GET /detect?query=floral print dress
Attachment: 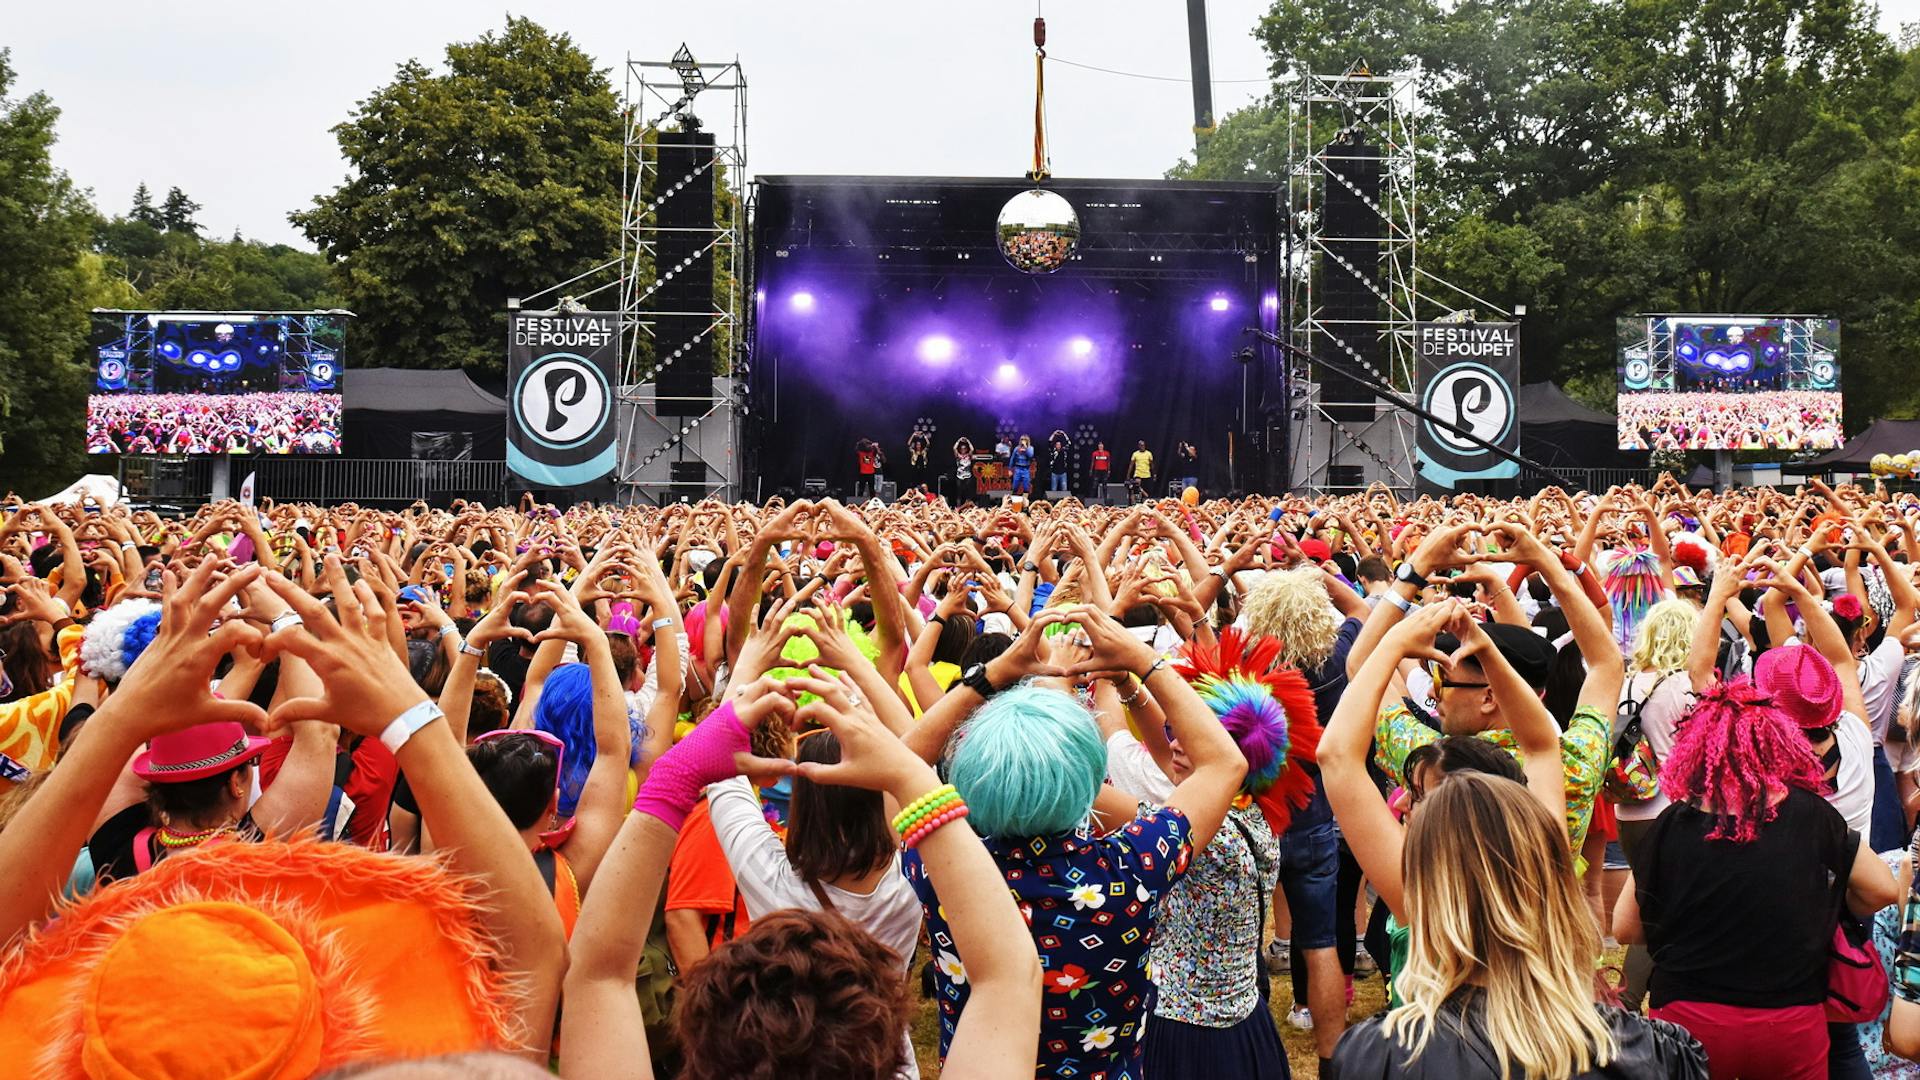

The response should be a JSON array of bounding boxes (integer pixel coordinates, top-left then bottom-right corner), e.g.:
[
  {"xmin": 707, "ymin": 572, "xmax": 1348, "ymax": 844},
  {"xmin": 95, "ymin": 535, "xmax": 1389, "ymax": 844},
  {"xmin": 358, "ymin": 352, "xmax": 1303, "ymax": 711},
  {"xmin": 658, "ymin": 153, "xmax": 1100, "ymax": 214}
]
[{"xmin": 903, "ymin": 806, "xmax": 1194, "ymax": 1080}]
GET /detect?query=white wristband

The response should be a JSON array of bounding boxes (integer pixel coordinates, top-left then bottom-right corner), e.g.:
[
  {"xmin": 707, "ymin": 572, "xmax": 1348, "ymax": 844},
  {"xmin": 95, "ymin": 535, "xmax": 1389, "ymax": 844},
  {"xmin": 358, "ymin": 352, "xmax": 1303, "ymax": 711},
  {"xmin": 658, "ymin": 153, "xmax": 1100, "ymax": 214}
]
[
  {"xmin": 379, "ymin": 700, "xmax": 445, "ymax": 755},
  {"xmin": 1387, "ymin": 591, "xmax": 1415, "ymax": 614},
  {"xmin": 651, "ymin": 616, "xmax": 674, "ymax": 631}
]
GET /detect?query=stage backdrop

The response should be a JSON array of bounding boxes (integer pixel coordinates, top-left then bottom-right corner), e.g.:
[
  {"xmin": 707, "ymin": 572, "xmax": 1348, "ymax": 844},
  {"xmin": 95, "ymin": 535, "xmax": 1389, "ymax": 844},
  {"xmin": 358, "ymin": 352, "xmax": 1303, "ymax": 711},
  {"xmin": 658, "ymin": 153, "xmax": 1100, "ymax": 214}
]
[
  {"xmin": 507, "ymin": 311, "xmax": 620, "ymax": 489},
  {"xmin": 1415, "ymin": 321, "xmax": 1520, "ymax": 488},
  {"xmin": 747, "ymin": 176, "xmax": 1286, "ymax": 497}
]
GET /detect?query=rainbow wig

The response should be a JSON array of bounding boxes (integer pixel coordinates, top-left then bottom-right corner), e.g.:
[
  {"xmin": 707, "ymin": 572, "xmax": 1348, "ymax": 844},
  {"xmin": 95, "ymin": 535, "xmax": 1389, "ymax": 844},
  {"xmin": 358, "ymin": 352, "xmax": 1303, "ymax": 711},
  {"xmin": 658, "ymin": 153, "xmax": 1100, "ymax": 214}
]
[
  {"xmin": 947, "ymin": 683, "xmax": 1106, "ymax": 838},
  {"xmin": 1176, "ymin": 628, "xmax": 1322, "ymax": 834},
  {"xmin": 533, "ymin": 663, "xmax": 645, "ymax": 818},
  {"xmin": 80, "ymin": 599, "xmax": 162, "ymax": 683},
  {"xmin": 1603, "ymin": 548, "xmax": 1666, "ymax": 654},
  {"xmin": 1659, "ymin": 676, "xmax": 1825, "ymax": 843}
]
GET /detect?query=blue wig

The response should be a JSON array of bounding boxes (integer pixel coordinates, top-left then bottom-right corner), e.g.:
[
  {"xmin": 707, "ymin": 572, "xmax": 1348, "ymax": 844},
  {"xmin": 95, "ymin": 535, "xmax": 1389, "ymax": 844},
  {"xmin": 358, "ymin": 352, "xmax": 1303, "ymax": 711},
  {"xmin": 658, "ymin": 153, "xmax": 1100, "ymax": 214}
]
[
  {"xmin": 533, "ymin": 663, "xmax": 643, "ymax": 818},
  {"xmin": 947, "ymin": 683, "xmax": 1105, "ymax": 838}
]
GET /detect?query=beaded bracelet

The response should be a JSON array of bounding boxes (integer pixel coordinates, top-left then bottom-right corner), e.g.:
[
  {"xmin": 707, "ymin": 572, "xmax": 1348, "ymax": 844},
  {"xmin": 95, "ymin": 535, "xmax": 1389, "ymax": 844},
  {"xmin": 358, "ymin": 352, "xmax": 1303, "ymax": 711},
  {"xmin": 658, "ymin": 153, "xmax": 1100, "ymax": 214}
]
[
  {"xmin": 891, "ymin": 783, "xmax": 960, "ymax": 837},
  {"xmin": 902, "ymin": 798, "xmax": 970, "ymax": 849}
]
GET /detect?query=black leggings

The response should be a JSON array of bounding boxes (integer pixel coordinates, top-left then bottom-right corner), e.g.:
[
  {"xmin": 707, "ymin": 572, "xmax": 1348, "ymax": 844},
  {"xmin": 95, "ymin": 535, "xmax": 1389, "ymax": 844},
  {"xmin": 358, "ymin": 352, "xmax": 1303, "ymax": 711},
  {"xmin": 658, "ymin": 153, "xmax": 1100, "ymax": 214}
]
[{"xmin": 1291, "ymin": 838, "xmax": 1362, "ymax": 1003}]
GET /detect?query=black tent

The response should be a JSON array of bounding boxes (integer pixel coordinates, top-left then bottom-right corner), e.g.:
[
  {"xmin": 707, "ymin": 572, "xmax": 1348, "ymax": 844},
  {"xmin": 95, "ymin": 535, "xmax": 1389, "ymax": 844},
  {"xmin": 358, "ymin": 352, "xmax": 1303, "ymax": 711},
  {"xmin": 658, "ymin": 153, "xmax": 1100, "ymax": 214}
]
[
  {"xmin": 1517, "ymin": 383, "xmax": 1639, "ymax": 470},
  {"xmin": 343, "ymin": 368, "xmax": 507, "ymax": 460},
  {"xmin": 1786, "ymin": 418, "xmax": 1920, "ymax": 472}
]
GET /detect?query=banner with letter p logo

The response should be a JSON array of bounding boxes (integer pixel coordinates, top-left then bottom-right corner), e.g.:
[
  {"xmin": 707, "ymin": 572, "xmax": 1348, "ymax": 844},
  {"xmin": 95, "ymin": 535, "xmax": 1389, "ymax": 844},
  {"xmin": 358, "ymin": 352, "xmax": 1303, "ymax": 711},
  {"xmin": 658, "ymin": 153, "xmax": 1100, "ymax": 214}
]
[
  {"xmin": 1414, "ymin": 321, "xmax": 1520, "ymax": 488},
  {"xmin": 507, "ymin": 311, "xmax": 620, "ymax": 489}
]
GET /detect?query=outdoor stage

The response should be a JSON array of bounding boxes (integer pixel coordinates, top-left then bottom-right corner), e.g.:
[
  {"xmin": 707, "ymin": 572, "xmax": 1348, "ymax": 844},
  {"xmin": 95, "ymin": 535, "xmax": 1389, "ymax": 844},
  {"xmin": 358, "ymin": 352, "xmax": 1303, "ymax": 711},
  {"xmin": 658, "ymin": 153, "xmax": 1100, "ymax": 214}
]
[{"xmin": 743, "ymin": 175, "xmax": 1286, "ymax": 498}]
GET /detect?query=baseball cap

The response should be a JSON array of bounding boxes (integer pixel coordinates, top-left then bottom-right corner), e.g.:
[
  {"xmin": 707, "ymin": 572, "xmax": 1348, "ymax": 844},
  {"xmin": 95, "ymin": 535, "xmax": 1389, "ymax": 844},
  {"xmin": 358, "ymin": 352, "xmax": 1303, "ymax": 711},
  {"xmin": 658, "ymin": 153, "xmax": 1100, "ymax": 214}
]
[
  {"xmin": 1297, "ymin": 538, "xmax": 1332, "ymax": 563},
  {"xmin": 1435, "ymin": 622, "xmax": 1557, "ymax": 690}
]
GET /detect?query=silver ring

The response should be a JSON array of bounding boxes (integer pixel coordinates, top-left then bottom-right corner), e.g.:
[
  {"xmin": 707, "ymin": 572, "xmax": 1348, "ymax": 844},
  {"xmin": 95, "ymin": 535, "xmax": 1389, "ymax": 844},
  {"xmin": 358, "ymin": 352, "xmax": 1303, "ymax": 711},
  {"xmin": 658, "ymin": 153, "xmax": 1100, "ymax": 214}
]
[
  {"xmin": 271, "ymin": 612, "xmax": 304, "ymax": 633},
  {"xmin": 846, "ymin": 692, "xmax": 864, "ymax": 708}
]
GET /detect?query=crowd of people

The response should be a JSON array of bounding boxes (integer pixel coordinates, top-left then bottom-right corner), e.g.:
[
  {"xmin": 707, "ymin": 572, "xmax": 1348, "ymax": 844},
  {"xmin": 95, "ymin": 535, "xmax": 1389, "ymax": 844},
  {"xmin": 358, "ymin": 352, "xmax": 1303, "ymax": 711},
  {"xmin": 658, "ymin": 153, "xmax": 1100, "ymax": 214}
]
[
  {"xmin": 1617, "ymin": 390, "xmax": 1845, "ymax": 452},
  {"xmin": 9, "ymin": 475, "xmax": 1920, "ymax": 1078},
  {"xmin": 86, "ymin": 390, "xmax": 344, "ymax": 455}
]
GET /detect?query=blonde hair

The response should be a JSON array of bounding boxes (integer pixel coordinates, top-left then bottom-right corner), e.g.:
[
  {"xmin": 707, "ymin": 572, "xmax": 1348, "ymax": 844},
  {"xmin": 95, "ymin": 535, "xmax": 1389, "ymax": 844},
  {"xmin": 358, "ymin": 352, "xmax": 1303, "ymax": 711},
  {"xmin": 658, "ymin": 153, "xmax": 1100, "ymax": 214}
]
[
  {"xmin": 1242, "ymin": 566, "xmax": 1340, "ymax": 670},
  {"xmin": 1385, "ymin": 771, "xmax": 1614, "ymax": 1080},
  {"xmin": 1630, "ymin": 598, "xmax": 1698, "ymax": 675}
]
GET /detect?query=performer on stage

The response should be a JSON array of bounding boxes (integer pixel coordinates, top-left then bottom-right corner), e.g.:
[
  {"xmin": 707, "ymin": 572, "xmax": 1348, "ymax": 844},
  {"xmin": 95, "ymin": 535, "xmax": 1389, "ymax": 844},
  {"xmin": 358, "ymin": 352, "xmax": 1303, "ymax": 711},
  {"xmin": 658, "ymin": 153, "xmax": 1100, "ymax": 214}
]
[
  {"xmin": 1090, "ymin": 440, "xmax": 1111, "ymax": 497},
  {"xmin": 1174, "ymin": 440, "xmax": 1199, "ymax": 495},
  {"xmin": 953, "ymin": 436, "xmax": 977, "ymax": 506},
  {"xmin": 1127, "ymin": 440, "xmax": 1154, "ymax": 505},
  {"xmin": 1009, "ymin": 435, "xmax": 1035, "ymax": 497},
  {"xmin": 1048, "ymin": 430, "xmax": 1071, "ymax": 494},
  {"xmin": 853, "ymin": 438, "xmax": 881, "ymax": 499},
  {"xmin": 906, "ymin": 429, "xmax": 931, "ymax": 492}
]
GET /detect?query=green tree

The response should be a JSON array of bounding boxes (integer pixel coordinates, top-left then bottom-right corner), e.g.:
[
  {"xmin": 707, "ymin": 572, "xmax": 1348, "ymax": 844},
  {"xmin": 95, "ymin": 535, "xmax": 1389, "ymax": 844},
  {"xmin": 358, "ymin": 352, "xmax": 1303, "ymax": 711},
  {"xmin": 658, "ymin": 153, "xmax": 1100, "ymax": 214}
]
[
  {"xmin": 160, "ymin": 186, "xmax": 201, "ymax": 235},
  {"xmin": 0, "ymin": 51, "xmax": 94, "ymax": 492},
  {"xmin": 129, "ymin": 181, "xmax": 163, "ymax": 228},
  {"xmin": 292, "ymin": 16, "xmax": 622, "ymax": 379}
]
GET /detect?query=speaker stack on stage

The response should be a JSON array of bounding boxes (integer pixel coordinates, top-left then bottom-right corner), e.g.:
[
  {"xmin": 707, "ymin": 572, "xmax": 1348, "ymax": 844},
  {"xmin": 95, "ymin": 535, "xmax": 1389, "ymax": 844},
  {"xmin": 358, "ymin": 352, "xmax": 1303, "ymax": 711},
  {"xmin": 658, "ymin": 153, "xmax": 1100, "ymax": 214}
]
[
  {"xmin": 1319, "ymin": 132, "xmax": 1383, "ymax": 424},
  {"xmin": 653, "ymin": 130, "xmax": 717, "ymax": 418}
]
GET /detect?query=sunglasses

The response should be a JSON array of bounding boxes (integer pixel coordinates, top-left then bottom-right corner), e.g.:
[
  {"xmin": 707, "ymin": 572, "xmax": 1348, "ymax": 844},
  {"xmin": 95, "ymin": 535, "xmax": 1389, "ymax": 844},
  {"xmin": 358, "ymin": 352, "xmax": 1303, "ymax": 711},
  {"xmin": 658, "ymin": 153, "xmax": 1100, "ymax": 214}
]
[{"xmin": 472, "ymin": 728, "xmax": 566, "ymax": 796}]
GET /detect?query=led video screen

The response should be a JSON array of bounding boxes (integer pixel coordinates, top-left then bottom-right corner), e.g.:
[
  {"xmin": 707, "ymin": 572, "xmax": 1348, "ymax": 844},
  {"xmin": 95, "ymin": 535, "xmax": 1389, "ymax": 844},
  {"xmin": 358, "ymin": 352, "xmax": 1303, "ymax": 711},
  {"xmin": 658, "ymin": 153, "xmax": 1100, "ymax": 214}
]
[
  {"xmin": 1616, "ymin": 315, "xmax": 1841, "ymax": 451},
  {"xmin": 87, "ymin": 312, "xmax": 346, "ymax": 455}
]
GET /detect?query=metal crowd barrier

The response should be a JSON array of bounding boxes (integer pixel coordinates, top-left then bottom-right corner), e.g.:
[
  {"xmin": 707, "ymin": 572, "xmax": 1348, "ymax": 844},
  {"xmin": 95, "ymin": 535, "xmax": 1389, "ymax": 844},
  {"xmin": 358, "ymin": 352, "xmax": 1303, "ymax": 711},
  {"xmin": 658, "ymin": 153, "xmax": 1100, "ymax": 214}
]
[{"xmin": 116, "ymin": 456, "xmax": 509, "ymax": 509}]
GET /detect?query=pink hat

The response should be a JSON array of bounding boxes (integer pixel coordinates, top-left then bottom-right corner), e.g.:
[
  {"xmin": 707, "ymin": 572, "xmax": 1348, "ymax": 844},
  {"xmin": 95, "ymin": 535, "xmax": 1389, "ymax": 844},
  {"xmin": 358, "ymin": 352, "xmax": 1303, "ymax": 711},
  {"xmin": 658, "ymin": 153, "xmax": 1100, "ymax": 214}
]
[
  {"xmin": 132, "ymin": 721, "xmax": 272, "ymax": 783},
  {"xmin": 813, "ymin": 541, "xmax": 836, "ymax": 560},
  {"xmin": 1753, "ymin": 644, "xmax": 1842, "ymax": 730}
]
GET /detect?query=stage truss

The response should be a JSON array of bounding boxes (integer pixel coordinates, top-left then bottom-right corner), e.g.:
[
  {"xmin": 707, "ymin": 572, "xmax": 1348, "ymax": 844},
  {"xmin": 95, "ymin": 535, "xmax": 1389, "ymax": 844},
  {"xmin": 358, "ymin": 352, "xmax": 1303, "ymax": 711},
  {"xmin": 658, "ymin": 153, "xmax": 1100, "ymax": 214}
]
[
  {"xmin": 1284, "ymin": 69, "xmax": 1420, "ymax": 494},
  {"xmin": 522, "ymin": 48, "xmax": 747, "ymax": 503}
]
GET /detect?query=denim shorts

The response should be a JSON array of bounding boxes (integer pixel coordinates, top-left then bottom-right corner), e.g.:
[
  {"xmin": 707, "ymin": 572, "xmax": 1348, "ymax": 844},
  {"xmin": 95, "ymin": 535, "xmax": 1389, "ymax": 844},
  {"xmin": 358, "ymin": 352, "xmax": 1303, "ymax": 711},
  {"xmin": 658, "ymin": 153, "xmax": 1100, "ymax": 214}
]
[{"xmin": 1276, "ymin": 820, "xmax": 1340, "ymax": 950}]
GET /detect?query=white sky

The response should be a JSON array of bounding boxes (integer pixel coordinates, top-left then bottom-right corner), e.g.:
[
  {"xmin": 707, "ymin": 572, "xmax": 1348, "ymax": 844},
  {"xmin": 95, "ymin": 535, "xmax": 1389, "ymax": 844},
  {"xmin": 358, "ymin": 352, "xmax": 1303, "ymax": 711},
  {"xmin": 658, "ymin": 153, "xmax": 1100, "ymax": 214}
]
[{"xmin": 9, "ymin": 0, "xmax": 1920, "ymax": 249}]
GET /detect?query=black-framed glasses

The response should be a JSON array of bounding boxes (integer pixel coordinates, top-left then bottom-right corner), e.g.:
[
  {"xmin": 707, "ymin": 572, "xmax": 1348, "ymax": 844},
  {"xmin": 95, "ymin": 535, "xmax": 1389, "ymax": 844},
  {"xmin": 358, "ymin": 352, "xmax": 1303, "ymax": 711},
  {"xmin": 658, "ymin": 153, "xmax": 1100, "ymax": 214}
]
[{"xmin": 1428, "ymin": 660, "xmax": 1489, "ymax": 694}]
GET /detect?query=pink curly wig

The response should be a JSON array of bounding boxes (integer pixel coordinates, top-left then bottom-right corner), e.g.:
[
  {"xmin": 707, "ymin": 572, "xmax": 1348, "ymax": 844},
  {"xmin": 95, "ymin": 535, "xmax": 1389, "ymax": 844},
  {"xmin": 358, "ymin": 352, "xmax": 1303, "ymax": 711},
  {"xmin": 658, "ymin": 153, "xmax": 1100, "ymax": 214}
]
[{"xmin": 1659, "ymin": 676, "xmax": 1827, "ymax": 843}]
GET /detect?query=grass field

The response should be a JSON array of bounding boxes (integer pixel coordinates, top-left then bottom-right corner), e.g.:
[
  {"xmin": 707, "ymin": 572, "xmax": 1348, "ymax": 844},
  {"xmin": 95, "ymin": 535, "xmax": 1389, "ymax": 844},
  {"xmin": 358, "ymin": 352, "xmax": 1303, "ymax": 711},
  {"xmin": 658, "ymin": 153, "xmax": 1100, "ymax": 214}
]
[{"xmin": 907, "ymin": 949, "xmax": 1391, "ymax": 1078}]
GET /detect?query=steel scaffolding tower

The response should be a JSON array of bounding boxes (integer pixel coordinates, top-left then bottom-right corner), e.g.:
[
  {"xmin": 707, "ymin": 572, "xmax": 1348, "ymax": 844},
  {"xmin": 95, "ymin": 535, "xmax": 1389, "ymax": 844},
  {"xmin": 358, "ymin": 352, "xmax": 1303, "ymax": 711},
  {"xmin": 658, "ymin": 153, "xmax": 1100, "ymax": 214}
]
[{"xmin": 1284, "ymin": 68, "xmax": 1421, "ymax": 494}]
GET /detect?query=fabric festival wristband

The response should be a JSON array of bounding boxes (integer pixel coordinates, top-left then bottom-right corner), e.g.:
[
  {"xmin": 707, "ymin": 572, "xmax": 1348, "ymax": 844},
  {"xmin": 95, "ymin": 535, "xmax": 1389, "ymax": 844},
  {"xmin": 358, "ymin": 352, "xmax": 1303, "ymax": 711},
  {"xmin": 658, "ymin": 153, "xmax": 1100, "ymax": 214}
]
[
  {"xmin": 903, "ymin": 802, "xmax": 970, "ymax": 849},
  {"xmin": 632, "ymin": 699, "xmax": 752, "ymax": 832},
  {"xmin": 380, "ymin": 699, "xmax": 445, "ymax": 755},
  {"xmin": 651, "ymin": 617, "xmax": 674, "ymax": 631},
  {"xmin": 890, "ymin": 783, "xmax": 959, "ymax": 835}
]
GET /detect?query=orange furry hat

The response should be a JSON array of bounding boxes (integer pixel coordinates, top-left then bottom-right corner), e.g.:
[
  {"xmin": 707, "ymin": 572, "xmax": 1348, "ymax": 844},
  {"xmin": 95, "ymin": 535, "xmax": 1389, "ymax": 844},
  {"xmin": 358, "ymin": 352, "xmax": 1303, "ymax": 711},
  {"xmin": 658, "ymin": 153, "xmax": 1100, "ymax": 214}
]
[{"xmin": 0, "ymin": 837, "xmax": 520, "ymax": 1079}]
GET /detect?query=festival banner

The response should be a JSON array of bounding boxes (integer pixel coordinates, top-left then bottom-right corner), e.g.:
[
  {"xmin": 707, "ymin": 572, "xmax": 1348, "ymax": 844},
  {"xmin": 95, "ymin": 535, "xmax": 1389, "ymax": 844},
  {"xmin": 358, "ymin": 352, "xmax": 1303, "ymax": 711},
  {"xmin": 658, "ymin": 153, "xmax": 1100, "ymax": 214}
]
[
  {"xmin": 1414, "ymin": 321, "xmax": 1521, "ymax": 488},
  {"xmin": 507, "ymin": 311, "xmax": 620, "ymax": 489}
]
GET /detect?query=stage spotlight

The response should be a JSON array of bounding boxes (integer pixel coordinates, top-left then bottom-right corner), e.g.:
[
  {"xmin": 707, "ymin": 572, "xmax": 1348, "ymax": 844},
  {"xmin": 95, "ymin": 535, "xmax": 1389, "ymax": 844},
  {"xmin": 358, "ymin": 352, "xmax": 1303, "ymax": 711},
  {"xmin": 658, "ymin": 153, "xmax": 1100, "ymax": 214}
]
[
  {"xmin": 918, "ymin": 334, "xmax": 956, "ymax": 364},
  {"xmin": 188, "ymin": 350, "xmax": 212, "ymax": 367},
  {"xmin": 1208, "ymin": 295, "xmax": 1231, "ymax": 313},
  {"xmin": 218, "ymin": 350, "xmax": 242, "ymax": 370},
  {"xmin": 789, "ymin": 291, "xmax": 816, "ymax": 312},
  {"xmin": 993, "ymin": 362, "xmax": 1020, "ymax": 386},
  {"xmin": 1068, "ymin": 336, "xmax": 1094, "ymax": 359},
  {"xmin": 1262, "ymin": 294, "xmax": 1280, "ymax": 312}
]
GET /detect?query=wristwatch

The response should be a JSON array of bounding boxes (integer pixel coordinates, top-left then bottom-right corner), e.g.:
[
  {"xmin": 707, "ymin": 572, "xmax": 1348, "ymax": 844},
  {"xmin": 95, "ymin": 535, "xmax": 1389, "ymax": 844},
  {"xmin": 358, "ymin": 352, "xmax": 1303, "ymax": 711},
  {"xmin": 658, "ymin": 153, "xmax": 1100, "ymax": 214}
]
[
  {"xmin": 1396, "ymin": 562, "xmax": 1429, "ymax": 590},
  {"xmin": 961, "ymin": 662, "xmax": 1001, "ymax": 700}
]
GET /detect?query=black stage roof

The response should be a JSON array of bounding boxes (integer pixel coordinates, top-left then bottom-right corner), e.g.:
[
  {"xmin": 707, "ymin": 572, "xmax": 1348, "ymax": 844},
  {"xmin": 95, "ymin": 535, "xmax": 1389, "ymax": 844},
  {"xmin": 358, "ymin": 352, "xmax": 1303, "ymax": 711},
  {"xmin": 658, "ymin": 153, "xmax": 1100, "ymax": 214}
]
[{"xmin": 753, "ymin": 175, "xmax": 1281, "ymax": 282}]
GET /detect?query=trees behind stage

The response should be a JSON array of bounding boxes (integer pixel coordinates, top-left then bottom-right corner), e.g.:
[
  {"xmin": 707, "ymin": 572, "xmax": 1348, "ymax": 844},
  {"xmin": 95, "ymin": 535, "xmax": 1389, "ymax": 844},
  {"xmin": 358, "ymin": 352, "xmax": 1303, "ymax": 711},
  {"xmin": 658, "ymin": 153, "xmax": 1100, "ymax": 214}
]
[
  {"xmin": 1178, "ymin": 0, "xmax": 1920, "ymax": 423},
  {"xmin": 290, "ymin": 17, "xmax": 622, "ymax": 381}
]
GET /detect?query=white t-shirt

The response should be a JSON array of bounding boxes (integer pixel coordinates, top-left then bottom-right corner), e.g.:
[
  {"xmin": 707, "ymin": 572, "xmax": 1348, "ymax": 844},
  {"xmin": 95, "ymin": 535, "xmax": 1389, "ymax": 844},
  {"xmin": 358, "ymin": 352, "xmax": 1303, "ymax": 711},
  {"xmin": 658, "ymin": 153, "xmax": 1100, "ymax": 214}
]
[
  {"xmin": 1859, "ymin": 637, "xmax": 1905, "ymax": 746},
  {"xmin": 1106, "ymin": 731, "xmax": 1176, "ymax": 804},
  {"xmin": 1613, "ymin": 670, "xmax": 1694, "ymax": 823},
  {"xmin": 1828, "ymin": 710, "xmax": 1875, "ymax": 836},
  {"xmin": 705, "ymin": 777, "xmax": 924, "ymax": 1079}
]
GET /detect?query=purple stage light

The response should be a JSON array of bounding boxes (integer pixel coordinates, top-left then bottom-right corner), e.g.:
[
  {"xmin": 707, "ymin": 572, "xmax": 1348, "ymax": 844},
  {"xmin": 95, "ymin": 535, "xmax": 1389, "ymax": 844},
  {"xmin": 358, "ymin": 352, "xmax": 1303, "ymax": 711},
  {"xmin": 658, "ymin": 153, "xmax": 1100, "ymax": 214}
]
[
  {"xmin": 918, "ymin": 334, "xmax": 957, "ymax": 364},
  {"xmin": 1208, "ymin": 295, "xmax": 1231, "ymax": 313},
  {"xmin": 1262, "ymin": 294, "xmax": 1280, "ymax": 312},
  {"xmin": 993, "ymin": 361, "xmax": 1020, "ymax": 386},
  {"xmin": 1069, "ymin": 336, "xmax": 1094, "ymax": 359},
  {"xmin": 789, "ymin": 291, "xmax": 816, "ymax": 312}
]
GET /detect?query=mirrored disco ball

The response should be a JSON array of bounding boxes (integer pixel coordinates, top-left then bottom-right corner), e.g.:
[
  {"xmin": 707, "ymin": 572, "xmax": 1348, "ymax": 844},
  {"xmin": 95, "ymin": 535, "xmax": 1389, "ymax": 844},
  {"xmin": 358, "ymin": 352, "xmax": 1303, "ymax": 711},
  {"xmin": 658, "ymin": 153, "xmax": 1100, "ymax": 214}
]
[{"xmin": 996, "ymin": 188, "xmax": 1080, "ymax": 274}]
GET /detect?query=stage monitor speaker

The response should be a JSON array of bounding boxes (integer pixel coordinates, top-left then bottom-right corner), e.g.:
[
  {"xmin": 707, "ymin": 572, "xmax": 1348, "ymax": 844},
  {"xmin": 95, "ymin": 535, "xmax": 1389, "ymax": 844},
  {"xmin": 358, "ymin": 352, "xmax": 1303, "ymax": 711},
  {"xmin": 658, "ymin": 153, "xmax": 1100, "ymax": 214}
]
[
  {"xmin": 654, "ymin": 130, "xmax": 717, "ymax": 416},
  {"xmin": 1318, "ymin": 133, "xmax": 1383, "ymax": 424},
  {"xmin": 875, "ymin": 480, "xmax": 898, "ymax": 502},
  {"xmin": 669, "ymin": 458, "xmax": 707, "ymax": 501}
]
